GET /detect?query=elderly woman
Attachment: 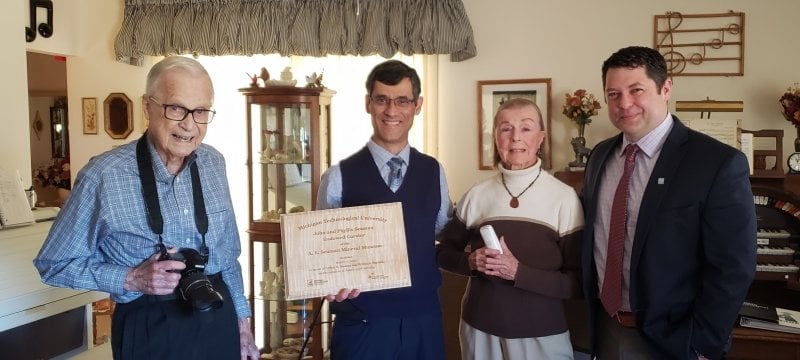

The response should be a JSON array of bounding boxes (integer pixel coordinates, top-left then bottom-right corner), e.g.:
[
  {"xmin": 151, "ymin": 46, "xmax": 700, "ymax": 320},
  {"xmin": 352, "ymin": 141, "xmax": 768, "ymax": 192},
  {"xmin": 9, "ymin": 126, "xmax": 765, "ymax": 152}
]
[{"xmin": 436, "ymin": 98, "xmax": 584, "ymax": 360}]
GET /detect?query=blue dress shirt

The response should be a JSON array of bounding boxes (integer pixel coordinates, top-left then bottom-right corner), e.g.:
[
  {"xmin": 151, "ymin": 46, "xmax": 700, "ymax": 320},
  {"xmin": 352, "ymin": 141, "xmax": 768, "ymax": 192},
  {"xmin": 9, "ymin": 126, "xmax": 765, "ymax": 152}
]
[{"xmin": 33, "ymin": 139, "xmax": 250, "ymax": 319}]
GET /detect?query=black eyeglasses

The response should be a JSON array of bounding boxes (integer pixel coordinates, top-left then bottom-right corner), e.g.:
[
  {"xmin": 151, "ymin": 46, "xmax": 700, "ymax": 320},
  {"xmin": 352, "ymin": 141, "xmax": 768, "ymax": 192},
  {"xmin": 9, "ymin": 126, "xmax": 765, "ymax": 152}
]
[
  {"xmin": 148, "ymin": 97, "xmax": 216, "ymax": 124},
  {"xmin": 370, "ymin": 96, "xmax": 417, "ymax": 109}
]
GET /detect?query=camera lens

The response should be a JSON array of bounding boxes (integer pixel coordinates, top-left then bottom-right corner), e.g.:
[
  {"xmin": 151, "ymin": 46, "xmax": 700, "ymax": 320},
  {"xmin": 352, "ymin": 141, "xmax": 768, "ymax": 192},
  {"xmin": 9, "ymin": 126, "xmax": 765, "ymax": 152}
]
[
  {"xmin": 179, "ymin": 271, "xmax": 223, "ymax": 311},
  {"xmin": 174, "ymin": 248, "xmax": 224, "ymax": 312}
]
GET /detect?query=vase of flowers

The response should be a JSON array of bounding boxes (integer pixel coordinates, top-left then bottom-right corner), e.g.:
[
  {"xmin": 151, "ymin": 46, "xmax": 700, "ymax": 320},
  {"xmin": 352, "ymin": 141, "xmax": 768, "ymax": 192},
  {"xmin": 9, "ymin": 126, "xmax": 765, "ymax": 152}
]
[
  {"xmin": 779, "ymin": 83, "xmax": 800, "ymax": 151},
  {"xmin": 563, "ymin": 89, "xmax": 602, "ymax": 138},
  {"xmin": 563, "ymin": 89, "xmax": 601, "ymax": 168}
]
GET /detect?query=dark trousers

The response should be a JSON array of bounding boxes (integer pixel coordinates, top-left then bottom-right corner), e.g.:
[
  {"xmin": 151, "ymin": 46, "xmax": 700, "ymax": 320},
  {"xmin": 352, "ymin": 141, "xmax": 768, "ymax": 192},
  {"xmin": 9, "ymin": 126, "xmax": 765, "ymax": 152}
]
[
  {"xmin": 111, "ymin": 274, "xmax": 239, "ymax": 360},
  {"xmin": 330, "ymin": 310, "xmax": 445, "ymax": 360},
  {"xmin": 596, "ymin": 310, "xmax": 651, "ymax": 360}
]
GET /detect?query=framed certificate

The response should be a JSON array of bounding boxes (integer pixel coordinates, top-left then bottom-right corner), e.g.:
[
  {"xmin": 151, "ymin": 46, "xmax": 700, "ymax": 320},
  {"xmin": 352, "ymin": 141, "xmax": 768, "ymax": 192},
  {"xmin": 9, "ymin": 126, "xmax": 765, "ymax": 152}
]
[{"xmin": 280, "ymin": 202, "xmax": 411, "ymax": 300}]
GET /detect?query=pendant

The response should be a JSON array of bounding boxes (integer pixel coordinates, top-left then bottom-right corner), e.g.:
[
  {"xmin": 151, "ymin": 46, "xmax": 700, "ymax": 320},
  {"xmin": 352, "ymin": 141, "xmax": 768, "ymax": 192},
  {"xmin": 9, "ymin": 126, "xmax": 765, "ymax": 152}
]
[{"xmin": 510, "ymin": 197, "xmax": 519, "ymax": 208}]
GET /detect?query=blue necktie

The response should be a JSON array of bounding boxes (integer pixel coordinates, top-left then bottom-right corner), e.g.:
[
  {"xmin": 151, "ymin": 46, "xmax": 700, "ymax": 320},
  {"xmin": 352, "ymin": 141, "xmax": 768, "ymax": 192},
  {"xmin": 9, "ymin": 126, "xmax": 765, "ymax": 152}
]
[{"xmin": 387, "ymin": 157, "xmax": 404, "ymax": 191}]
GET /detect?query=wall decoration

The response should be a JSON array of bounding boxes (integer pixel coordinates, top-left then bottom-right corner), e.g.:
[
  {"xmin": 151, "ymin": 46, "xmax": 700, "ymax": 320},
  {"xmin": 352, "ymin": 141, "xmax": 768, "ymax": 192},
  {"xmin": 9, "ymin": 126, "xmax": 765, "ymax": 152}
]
[
  {"xmin": 477, "ymin": 78, "xmax": 552, "ymax": 170},
  {"xmin": 103, "ymin": 93, "xmax": 133, "ymax": 139},
  {"xmin": 25, "ymin": 0, "xmax": 54, "ymax": 42},
  {"xmin": 654, "ymin": 11, "xmax": 745, "ymax": 76},
  {"xmin": 82, "ymin": 97, "xmax": 98, "ymax": 134}
]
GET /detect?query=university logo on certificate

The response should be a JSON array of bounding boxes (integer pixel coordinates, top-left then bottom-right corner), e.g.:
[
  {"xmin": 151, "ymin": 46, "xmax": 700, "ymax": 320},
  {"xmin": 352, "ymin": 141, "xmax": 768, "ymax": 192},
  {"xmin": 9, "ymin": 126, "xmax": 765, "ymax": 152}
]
[{"xmin": 279, "ymin": 202, "xmax": 411, "ymax": 300}]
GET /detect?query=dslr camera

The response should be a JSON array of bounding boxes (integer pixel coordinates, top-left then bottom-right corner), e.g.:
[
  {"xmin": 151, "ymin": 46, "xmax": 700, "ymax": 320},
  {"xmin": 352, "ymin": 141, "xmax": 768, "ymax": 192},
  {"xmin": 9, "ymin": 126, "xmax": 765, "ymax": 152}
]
[{"xmin": 159, "ymin": 246, "xmax": 224, "ymax": 312}]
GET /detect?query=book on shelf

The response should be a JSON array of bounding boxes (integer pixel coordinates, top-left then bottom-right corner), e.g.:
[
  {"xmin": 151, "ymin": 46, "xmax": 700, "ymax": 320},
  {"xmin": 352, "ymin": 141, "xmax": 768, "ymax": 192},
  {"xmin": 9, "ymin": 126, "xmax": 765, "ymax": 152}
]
[
  {"xmin": 740, "ymin": 316, "xmax": 800, "ymax": 335},
  {"xmin": 777, "ymin": 307, "xmax": 800, "ymax": 329},
  {"xmin": 739, "ymin": 301, "xmax": 800, "ymax": 334},
  {"xmin": 739, "ymin": 300, "xmax": 778, "ymax": 323}
]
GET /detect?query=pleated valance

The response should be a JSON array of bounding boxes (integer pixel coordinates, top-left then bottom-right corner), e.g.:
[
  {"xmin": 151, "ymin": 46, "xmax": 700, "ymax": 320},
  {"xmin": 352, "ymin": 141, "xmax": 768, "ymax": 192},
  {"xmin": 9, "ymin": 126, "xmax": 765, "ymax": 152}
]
[{"xmin": 114, "ymin": 0, "xmax": 477, "ymax": 66}]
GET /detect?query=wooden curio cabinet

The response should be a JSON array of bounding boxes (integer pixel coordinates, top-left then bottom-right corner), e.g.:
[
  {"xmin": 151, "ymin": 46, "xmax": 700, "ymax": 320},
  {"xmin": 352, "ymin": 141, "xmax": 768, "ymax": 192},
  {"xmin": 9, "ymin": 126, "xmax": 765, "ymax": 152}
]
[{"xmin": 240, "ymin": 86, "xmax": 334, "ymax": 359}]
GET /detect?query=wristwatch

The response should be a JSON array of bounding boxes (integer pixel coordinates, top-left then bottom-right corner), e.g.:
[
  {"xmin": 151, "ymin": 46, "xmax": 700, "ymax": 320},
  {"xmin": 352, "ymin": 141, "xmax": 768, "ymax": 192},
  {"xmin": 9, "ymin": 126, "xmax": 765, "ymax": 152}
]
[{"xmin": 788, "ymin": 152, "xmax": 800, "ymax": 173}]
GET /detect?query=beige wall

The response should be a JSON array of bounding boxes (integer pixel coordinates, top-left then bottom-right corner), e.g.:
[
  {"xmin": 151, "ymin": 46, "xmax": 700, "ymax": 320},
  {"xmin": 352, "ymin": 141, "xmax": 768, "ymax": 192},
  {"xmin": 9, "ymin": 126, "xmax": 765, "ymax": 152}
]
[
  {"xmin": 7, "ymin": 0, "xmax": 148, "ymax": 187},
  {"xmin": 7, "ymin": 0, "xmax": 800, "ymax": 200},
  {"xmin": 440, "ymin": 0, "xmax": 800, "ymax": 197},
  {"xmin": 2, "ymin": 0, "xmax": 31, "ymax": 185}
]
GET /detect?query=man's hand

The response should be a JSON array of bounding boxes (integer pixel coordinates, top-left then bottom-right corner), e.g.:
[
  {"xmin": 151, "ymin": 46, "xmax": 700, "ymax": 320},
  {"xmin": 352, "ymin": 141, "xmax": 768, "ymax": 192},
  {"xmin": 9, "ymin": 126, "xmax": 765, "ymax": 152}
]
[
  {"xmin": 123, "ymin": 249, "xmax": 185, "ymax": 295},
  {"xmin": 324, "ymin": 288, "xmax": 361, "ymax": 302},
  {"xmin": 239, "ymin": 318, "xmax": 260, "ymax": 360}
]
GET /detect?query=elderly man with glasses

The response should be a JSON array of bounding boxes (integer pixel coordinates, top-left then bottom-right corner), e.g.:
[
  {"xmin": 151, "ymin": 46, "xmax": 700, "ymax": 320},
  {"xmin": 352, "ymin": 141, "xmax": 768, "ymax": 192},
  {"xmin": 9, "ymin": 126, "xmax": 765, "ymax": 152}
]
[{"xmin": 34, "ymin": 56, "xmax": 260, "ymax": 360}]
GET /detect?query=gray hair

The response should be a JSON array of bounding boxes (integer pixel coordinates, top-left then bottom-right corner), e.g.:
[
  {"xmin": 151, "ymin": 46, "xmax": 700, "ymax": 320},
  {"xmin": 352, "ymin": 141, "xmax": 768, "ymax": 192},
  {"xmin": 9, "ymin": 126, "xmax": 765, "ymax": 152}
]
[{"xmin": 145, "ymin": 56, "xmax": 213, "ymax": 98}]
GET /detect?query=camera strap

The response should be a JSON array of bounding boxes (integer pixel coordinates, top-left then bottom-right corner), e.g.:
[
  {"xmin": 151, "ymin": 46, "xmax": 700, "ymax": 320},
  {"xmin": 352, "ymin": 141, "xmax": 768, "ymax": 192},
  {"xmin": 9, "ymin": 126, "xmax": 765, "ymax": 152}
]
[{"xmin": 136, "ymin": 132, "xmax": 209, "ymax": 255}]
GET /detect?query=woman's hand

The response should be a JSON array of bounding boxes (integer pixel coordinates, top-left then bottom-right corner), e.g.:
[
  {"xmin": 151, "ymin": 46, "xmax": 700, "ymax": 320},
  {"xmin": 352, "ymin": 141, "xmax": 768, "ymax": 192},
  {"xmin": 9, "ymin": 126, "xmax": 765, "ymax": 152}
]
[
  {"xmin": 468, "ymin": 245, "xmax": 500, "ymax": 273},
  {"xmin": 483, "ymin": 237, "xmax": 519, "ymax": 281}
]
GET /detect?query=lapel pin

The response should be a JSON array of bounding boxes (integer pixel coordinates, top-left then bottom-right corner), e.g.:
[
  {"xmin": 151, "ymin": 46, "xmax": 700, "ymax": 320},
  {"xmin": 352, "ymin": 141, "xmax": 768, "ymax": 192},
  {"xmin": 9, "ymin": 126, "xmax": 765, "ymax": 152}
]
[{"xmin": 658, "ymin": 177, "xmax": 665, "ymax": 185}]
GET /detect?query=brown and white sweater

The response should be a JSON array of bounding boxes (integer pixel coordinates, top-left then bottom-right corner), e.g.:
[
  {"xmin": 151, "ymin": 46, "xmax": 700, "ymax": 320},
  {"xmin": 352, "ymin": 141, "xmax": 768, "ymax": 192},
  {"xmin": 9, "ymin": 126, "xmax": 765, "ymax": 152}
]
[{"xmin": 437, "ymin": 161, "xmax": 584, "ymax": 338}]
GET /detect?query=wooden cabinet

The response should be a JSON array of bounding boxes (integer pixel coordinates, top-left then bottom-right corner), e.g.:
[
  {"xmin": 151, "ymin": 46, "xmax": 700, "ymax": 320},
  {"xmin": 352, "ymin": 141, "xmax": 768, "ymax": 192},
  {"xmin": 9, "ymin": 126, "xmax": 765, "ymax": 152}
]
[
  {"xmin": 728, "ymin": 178, "xmax": 800, "ymax": 359},
  {"xmin": 240, "ymin": 86, "xmax": 335, "ymax": 359}
]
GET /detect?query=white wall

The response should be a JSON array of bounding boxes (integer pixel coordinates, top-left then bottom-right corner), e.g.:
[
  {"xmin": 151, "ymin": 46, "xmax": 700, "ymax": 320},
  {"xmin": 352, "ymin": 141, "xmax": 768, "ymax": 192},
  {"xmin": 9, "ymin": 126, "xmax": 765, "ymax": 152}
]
[
  {"xmin": 5, "ymin": 0, "xmax": 800, "ymax": 274},
  {"xmin": 15, "ymin": 0, "xmax": 800, "ymax": 200},
  {"xmin": 7, "ymin": 0, "xmax": 148, "ymax": 187},
  {"xmin": 439, "ymin": 0, "xmax": 800, "ymax": 197},
  {"xmin": 63, "ymin": 0, "xmax": 152, "ymax": 174},
  {"xmin": 1, "ymin": 1, "xmax": 31, "ymax": 185}
]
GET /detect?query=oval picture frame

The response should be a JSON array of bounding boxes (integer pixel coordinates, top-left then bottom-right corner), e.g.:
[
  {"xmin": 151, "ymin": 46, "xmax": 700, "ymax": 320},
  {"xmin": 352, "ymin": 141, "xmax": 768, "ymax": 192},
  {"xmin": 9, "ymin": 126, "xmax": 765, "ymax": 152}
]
[{"xmin": 104, "ymin": 93, "xmax": 133, "ymax": 139}]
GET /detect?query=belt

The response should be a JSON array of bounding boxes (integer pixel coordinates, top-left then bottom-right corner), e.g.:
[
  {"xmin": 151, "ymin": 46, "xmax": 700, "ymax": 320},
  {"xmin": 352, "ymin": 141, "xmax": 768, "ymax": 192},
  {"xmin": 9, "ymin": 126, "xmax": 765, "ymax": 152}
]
[
  {"xmin": 613, "ymin": 311, "xmax": 636, "ymax": 328},
  {"xmin": 154, "ymin": 292, "xmax": 179, "ymax": 301}
]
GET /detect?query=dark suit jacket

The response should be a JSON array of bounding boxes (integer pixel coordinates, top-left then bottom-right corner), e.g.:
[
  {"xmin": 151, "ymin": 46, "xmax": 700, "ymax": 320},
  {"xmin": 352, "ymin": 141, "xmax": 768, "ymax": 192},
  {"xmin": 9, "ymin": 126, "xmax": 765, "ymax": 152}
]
[{"xmin": 581, "ymin": 117, "xmax": 757, "ymax": 359}]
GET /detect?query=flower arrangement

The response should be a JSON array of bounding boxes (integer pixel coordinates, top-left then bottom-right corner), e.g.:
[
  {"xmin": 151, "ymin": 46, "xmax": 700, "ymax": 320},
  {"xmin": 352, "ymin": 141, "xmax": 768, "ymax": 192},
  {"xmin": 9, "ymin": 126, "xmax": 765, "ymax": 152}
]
[
  {"xmin": 562, "ymin": 89, "xmax": 602, "ymax": 125},
  {"xmin": 780, "ymin": 83, "xmax": 800, "ymax": 127},
  {"xmin": 33, "ymin": 158, "xmax": 70, "ymax": 189}
]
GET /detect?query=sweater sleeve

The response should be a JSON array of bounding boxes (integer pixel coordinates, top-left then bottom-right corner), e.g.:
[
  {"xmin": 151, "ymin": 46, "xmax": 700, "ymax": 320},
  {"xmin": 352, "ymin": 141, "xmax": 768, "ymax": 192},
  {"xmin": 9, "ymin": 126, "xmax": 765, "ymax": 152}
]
[
  {"xmin": 513, "ymin": 189, "xmax": 584, "ymax": 299},
  {"xmin": 436, "ymin": 216, "xmax": 474, "ymax": 276}
]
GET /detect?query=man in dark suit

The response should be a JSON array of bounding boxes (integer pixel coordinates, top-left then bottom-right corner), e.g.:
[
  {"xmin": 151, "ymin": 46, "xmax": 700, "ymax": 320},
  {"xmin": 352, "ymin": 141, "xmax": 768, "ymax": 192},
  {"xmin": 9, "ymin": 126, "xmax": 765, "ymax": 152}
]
[{"xmin": 581, "ymin": 46, "xmax": 756, "ymax": 359}]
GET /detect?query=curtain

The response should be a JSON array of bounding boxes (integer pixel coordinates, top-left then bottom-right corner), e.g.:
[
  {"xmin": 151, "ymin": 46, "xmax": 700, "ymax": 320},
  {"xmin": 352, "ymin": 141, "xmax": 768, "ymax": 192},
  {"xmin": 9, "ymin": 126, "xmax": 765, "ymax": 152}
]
[{"xmin": 114, "ymin": 0, "xmax": 477, "ymax": 66}]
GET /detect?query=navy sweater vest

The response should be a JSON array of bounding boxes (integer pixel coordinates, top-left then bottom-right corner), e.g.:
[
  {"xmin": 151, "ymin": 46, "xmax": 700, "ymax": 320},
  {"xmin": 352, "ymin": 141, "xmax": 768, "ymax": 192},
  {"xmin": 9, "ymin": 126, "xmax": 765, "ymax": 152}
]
[{"xmin": 335, "ymin": 147, "xmax": 442, "ymax": 318}]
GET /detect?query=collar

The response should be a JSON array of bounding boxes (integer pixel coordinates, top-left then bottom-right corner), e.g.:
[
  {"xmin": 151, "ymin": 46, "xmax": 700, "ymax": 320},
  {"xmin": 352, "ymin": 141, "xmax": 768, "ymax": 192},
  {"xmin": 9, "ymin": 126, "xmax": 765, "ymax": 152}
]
[
  {"xmin": 620, "ymin": 113, "xmax": 673, "ymax": 158},
  {"xmin": 146, "ymin": 138, "xmax": 198, "ymax": 183},
  {"xmin": 498, "ymin": 158, "xmax": 542, "ymax": 179},
  {"xmin": 367, "ymin": 140, "xmax": 410, "ymax": 166}
]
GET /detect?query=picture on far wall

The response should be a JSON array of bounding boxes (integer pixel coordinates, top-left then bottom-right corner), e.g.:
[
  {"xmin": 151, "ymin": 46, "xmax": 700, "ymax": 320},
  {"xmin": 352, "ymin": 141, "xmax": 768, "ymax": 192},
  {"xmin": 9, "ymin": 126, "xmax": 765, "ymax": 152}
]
[
  {"xmin": 103, "ymin": 93, "xmax": 133, "ymax": 139},
  {"xmin": 477, "ymin": 78, "xmax": 552, "ymax": 170},
  {"xmin": 82, "ymin": 97, "xmax": 98, "ymax": 134}
]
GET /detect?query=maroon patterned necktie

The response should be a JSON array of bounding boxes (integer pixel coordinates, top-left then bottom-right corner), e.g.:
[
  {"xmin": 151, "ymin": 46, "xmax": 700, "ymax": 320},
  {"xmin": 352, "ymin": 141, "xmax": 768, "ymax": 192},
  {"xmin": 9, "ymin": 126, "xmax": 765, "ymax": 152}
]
[{"xmin": 601, "ymin": 144, "xmax": 639, "ymax": 316}]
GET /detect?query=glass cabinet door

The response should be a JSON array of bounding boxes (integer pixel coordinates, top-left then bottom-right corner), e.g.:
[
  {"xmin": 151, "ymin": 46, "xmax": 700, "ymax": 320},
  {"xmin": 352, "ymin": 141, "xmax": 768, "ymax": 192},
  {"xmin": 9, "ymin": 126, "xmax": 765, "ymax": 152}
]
[
  {"xmin": 253, "ymin": 241, "xmax": 319, "ymax": 359},
  {"xmin": 250, "ymin": 102, "xmax": 313, "ymax": 223}
]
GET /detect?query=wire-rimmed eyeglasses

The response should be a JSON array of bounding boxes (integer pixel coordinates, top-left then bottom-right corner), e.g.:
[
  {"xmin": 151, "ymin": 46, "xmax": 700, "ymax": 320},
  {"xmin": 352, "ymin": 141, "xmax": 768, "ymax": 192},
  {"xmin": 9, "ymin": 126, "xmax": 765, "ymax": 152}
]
[
  {"xmin": 369, "ymin": 95, "xmax": 417, "ymax": 109},
  {"xmin": 148, "ymin": 97, "xmax": 216, "ymax": 124}
]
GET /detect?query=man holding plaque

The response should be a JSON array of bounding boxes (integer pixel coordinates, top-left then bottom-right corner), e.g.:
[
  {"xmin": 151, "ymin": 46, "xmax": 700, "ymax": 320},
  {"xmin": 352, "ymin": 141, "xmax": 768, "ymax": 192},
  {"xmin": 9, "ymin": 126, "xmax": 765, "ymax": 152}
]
[{"xmin": 316, "ymin": 60, "xmax": 453, "ymax": 360}]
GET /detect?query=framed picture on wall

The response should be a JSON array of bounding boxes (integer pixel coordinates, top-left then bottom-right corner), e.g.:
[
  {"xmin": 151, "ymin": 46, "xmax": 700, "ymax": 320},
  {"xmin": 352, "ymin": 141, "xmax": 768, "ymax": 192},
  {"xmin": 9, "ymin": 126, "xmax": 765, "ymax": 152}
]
[
  {"xmin": 103, "ymin": 93, "xmax": 134, "ymax": 139},
  {"xmin": 82, "ymin": 97, "xmax": 98, "ymax": 134},
  {"xmin": 476, "ymin": 78, "xmax": 552, "ymax": 170}
]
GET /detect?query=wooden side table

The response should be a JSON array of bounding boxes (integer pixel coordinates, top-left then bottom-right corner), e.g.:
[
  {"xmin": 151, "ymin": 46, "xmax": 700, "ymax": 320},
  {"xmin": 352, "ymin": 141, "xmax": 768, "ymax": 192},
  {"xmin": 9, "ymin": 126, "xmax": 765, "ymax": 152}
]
[{"xmin": 553, "ymin": 169, "xmax": 585, "ymax": 194}]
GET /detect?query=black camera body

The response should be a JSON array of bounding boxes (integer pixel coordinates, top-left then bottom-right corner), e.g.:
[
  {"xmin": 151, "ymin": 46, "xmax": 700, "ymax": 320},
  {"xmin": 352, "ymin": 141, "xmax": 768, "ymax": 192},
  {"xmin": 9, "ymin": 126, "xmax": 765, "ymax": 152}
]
[{"xmin": 160, "ymin": 246, "xmax": 223, "ymax": 312}]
